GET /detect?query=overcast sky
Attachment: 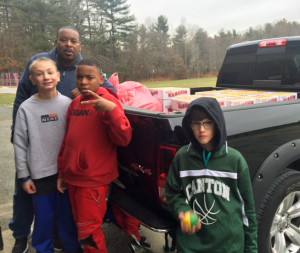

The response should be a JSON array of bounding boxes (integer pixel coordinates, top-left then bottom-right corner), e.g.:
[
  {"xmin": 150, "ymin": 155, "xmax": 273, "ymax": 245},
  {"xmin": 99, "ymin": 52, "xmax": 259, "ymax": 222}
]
[{"xmin": 126, "ymin": 0, "xmax": 300, "ymax": 36}]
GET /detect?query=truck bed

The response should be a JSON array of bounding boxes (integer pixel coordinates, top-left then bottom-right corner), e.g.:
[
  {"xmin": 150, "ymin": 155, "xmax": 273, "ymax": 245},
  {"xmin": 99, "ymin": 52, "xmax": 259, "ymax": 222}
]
[{"xmin": 112, "ymin": 92, "xmax": 300, "ymax": 231}]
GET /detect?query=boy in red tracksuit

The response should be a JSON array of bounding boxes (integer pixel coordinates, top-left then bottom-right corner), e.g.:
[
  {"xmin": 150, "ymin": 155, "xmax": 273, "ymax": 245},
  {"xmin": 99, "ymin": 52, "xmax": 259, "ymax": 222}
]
[{"xmin": 57, "ymin": 58, "xmax": 132, "ymax": 253}]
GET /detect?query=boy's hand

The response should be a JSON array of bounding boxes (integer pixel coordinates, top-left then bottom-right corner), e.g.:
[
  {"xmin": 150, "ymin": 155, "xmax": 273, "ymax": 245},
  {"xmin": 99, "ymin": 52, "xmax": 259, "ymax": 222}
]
[
  {"xmin": 179, "ymin": 211, "xmax": 202, "ymax": 234},
  {"xmin": 81, "ymin": 90, "xmax": 117, "ymax": 112},
  {"xmin": 22, "ymin": 179, "xmax": 36, "ymax": 194},
  {"xmin": 71, "ymin": 88, "xmax": 81, "ymax": 98},
  {"xmin": 57, "ymin": 177, "xmax": 67, "ymax": 193}
]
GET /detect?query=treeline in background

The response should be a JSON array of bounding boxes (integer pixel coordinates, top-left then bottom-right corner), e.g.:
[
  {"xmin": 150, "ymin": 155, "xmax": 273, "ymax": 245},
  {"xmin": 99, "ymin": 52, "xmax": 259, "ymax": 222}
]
[{"xmin": 1, "ymin": 0, "xmax": 300, "ymax": 82}]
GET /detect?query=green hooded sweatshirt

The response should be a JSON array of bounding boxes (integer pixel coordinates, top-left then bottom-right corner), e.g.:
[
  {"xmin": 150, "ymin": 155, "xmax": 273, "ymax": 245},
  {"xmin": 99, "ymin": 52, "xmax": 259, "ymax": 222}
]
[{"xmin": 166, "ymin": 97, "xmax": 257, "ymax": 253}]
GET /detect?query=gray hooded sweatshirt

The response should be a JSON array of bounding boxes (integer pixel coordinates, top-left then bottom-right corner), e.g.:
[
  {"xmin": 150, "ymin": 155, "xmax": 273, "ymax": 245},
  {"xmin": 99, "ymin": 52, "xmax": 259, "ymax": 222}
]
[{"xmin": 14, "ymin": 92, "xmax": 71, "ymax": 180}]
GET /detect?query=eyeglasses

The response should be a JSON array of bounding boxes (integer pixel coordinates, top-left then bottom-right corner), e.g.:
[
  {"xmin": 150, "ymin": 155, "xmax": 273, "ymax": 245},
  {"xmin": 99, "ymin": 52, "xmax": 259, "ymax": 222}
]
[
  {"xmin": 191, "ymin": 120, "xmax": 214, "ymax": 130},
  {"xmin": 58, "ymin": 37, "xmax": 79, "ymax": 45}
]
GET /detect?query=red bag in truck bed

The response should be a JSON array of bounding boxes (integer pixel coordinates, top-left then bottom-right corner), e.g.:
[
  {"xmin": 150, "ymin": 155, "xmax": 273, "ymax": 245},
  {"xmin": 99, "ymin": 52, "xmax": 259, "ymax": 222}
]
[{"xmin": 115, "ymin": 81, "xmax": 163, "ymax": 112}]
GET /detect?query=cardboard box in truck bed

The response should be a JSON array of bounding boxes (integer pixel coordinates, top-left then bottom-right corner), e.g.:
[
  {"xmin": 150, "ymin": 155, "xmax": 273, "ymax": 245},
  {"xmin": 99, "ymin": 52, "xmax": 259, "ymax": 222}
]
[
  {"xmin": 149, "ymin": 87, "xmax": 190, "ymax": 112},
  {"xmin": 172, "ymin": 90, "xmax": 297, "ymax": 112}
]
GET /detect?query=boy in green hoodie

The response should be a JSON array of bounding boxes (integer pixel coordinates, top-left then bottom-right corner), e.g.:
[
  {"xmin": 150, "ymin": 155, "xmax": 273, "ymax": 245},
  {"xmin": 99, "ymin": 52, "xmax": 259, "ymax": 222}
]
[{"xmin": 166, "ymin": 97, "xmax": 257, "ymax": 253}]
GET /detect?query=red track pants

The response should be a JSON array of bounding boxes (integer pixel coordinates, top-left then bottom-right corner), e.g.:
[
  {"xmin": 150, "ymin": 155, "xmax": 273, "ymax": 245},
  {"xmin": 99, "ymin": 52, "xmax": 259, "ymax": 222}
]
[{"xmin": 68, "ymin": 184, "xmax": 109, "ymax": 253}]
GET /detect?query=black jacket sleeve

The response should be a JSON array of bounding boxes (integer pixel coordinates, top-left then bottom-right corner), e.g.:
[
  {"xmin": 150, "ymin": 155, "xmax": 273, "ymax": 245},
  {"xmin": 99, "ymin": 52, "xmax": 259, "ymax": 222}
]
[{"xmin": 11, "ymin": 59, "xmax": 37, "ymax": 142}]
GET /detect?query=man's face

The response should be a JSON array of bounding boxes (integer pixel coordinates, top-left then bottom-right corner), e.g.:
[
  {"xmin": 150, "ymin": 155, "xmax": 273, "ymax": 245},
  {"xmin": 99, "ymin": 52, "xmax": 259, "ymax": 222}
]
[{"xmin": 56, "ymin": 29, "xmax": 82, "ymax": 67}]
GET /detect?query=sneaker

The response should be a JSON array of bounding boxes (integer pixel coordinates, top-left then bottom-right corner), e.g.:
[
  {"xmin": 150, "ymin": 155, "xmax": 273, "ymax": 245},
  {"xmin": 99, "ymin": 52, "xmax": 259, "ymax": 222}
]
[
  {"xmin": 139, "ymin": 236, "xmax": 151, "ymax": 249},
  {"xmin": 163, "ymin": 244, "xmax": 177, "ymax": 252},
  {"xmin": 53, "ymin": 235, "xmax": 64, "ymax": 251},
  {"xmin": 12, "ymin": 237, "xmax": 29, "ymax": 253}
]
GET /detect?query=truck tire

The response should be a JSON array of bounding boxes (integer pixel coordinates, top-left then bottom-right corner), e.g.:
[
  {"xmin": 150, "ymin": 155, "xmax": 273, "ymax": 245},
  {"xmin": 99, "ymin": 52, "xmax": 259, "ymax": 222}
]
[{"xmin": 257, "ymin": 170, "xmax": 300, "ymax": 253}]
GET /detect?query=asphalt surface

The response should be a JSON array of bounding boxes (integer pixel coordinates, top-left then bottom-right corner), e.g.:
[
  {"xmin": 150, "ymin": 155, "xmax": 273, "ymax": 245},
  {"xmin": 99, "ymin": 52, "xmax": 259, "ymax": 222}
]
[{"xmin": 0, "ymin": 92, "xmax": 167, "ymax": 253}]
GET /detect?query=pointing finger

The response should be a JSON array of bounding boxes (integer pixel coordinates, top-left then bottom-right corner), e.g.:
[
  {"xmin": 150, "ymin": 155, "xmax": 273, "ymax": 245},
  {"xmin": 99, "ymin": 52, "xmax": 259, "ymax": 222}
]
[
  {"xmin": 81, "ymin": 99, "xmax": 99, "ymax": 105},
  {"xmin": 84, "ymin": 90, "xmax": 100, "ymax": 98},
  {"xmin": 81, "ymin": 90, "xmax": 103, "ymax": 105}
]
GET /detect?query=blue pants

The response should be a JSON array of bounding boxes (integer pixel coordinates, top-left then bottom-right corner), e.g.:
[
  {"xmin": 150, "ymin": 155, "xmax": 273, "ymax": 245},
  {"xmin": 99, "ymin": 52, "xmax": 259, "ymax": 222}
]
[
  {"xmin": 32, "ymin": 190, "xmax": 81, "ymax": 253},
  {"xmin": 9, "ymin": 173, "xmax": 34, "ymax": 239}
]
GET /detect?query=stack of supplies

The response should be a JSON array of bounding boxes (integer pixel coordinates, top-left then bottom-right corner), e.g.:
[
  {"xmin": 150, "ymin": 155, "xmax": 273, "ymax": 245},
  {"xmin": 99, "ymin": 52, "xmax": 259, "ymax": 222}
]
[
  {"xmin": 149, "ymin": 87, "xmax": 190, "ymax": 112},
  {"xmin": 170, "ymin": 89, "xmax": 297, "ymax": 112}
]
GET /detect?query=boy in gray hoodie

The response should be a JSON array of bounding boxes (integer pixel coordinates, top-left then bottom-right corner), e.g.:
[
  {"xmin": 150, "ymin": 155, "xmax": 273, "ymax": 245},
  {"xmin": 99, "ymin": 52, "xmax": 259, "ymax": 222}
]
[{"xmin": 14, "ymin": 57, "xmax": 81, "ymax": 253}]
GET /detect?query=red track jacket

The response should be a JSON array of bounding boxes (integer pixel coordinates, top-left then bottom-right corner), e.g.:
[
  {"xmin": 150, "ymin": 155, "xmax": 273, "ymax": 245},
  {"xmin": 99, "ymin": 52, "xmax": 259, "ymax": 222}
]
[{"xmin": 58, "ymin": 87, "xmax": 132, "ymax": 187}]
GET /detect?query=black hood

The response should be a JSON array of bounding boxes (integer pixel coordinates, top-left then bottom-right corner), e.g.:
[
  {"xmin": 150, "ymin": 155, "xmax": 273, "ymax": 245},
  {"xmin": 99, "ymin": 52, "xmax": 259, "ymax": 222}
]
[{"xmin": 182, "ymin": 97, "xmax": 227, "ymax": 153}]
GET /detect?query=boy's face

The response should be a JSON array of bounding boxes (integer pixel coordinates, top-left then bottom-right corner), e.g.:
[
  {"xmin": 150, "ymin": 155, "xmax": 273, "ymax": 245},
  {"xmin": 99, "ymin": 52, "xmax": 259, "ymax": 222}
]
[
  {"xmin": 29, "ymin": 61, "xmax": 60, "ymax": 92},
  {"xmin": 190, "ymin": 109, "xmax": 215, "ymax": 151},
  {"xmin": 76, "ymin": 65, "xmax": 105, "ymax": 96}
]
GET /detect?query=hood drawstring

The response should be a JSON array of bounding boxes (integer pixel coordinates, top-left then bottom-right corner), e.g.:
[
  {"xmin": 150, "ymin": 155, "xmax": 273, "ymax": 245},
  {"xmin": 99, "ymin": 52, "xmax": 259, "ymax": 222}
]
[
  {"xmin": 187, "ymin": 142, "xmax": 192, "ymax": 151},
  {"xmin": 203, "ymin": 149, "xmax": 212, "ymax": 167},
  {"xmin": 225, "ymin": 141, "xmax": 228, "ymax": 153}
]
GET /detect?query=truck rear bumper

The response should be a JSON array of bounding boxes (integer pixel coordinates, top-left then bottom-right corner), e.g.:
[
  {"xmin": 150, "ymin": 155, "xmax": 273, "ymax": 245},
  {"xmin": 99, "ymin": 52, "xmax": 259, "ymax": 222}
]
[{"xmin": 109, "ymin": 184, "xmax": 177, "ymax": 233}]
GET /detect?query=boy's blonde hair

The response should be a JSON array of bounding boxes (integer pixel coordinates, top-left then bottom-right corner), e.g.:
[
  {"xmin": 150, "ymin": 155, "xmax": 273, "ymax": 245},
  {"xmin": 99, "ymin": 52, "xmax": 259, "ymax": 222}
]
[{"xmin": 29, "ymin": 57, "xmax": 58, "ymax": 75}]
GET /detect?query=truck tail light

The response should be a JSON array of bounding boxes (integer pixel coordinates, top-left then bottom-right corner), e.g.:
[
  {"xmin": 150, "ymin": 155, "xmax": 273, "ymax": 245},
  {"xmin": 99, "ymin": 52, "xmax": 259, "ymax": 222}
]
[
  {"xmin": 259, "ymin": 39, "xmax": 287, "ymax": 48},
  {"xmin": 158, "ymin": 145, "xmax": 179, "ymax": 203}
]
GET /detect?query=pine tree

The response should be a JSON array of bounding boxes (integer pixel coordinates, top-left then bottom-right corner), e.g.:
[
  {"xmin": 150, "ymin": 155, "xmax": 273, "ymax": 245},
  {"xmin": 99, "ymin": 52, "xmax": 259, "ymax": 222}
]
[
  {"xmin": 173, "ymin": 24, "xmax": 187, "ymax": 64},
  {"xmin": 92, "ymin": 0, "xmax": 136, "ymax": 72}
]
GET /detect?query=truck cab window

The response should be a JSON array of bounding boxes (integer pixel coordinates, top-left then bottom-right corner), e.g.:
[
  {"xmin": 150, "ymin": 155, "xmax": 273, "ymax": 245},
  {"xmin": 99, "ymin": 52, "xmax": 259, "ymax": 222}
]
[
  {"xmin": 254, "ymin": 51, "xmax": 300, "ymax": 86},
  {"xmin": 254, "ymin": 55, "xmax": 282, "ymax": 81},
  {"xmin": 218, "ymin": 50, "xmax": 255, "ymax": 86}
]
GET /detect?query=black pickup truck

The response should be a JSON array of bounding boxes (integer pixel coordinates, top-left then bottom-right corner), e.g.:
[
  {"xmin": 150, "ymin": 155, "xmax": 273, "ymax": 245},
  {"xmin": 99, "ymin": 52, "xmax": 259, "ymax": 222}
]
[{"xmin": 110, "ymin": 36, "xmax": 300, "ymax": 253}]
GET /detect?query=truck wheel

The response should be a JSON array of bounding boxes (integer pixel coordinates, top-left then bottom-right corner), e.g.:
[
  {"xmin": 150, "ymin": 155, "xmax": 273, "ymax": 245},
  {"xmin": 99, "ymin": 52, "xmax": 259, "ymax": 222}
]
[{"xmin": 257, "ymin": 170, "xmax": 300, "ymax": 253}]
